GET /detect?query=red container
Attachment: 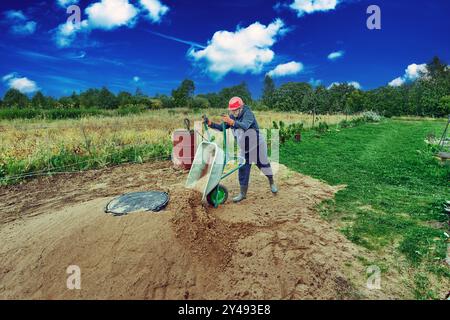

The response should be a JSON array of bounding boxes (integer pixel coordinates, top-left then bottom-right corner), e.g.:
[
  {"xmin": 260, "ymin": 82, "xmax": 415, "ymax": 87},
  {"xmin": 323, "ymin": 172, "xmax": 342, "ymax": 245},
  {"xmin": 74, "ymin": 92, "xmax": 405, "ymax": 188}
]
[{"xmin": 172, "ymin": 130, "xmax": 195, "ymax": 170}]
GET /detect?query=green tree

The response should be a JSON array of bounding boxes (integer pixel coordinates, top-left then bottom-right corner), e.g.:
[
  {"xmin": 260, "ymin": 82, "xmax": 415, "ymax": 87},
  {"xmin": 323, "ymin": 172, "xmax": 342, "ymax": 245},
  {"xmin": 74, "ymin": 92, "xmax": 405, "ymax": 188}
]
[
  {"xmin": 172, "ymin": 79, "xmax": 195, "ymax": 108},
  {"xmin": 302, "ymin": 88, "xmax": 315, "ymax": 113},
  {"xmin": 426, "ymin": 56, "xmax": 448, "ymax": 80},
  {"xmin": 70, "ymin": 91, "xmax": 80, "ymax": 108},
  {"xmin": 3, "ymin": 89, "xmax": 29, "ymax": 108},
  {"xmin": 45, "ymin": 96, "xmax": 57, "ymax": 109},
  {"xmin": 198, "ymin": 93, "xmax": 222, "ymax": 108},
  {"xmin": 438, "ymin": 95, "xmax": 450, "ymax": 117},
  {"xmin": 327, "ymin": 83, "xmax": 356, "ymax": 114},
  {"xmin": 31, "ymin": 91, "xmax": 46, "ymax": 108},
  {"xmin": 422, "ymin": 57, "xmax": 450, "ymax": 116},
  {"xmin": 262, "ymin": 75, "xmax": 276, "ymax": 106},
  {"xmin": 117, "ymin": 91, "xmax": 133, "ymax": 106},
  {"xmin": 98, "ymin": 87, "xmax": 118, "ymax": 109},
  {"xmin": 191, "ymin": 96, "xmax": 210, "ymax": 109},
  {"xmin": 219, "ymin": 82, "xmax": 253, "ymax": 107},
  {"xmin": 314, "ymin": 85, "xmax": 329, "ymax": 114},
  {"xmin": 59, "ymin": 96, "xmax": 74, "ymax": 108},
  {"xmin": 272, "ymin": 82, "xmax": 312, "ymax": 111},
  {"xmin": 134, "ymin": 87, "xmax": 147, "ymax": 104},
  {"xmin": 80, "ymin": 89, "xmax": 100, "ymax": 108},
  {"xmin": 155, "ymin": 94, "xmax": 175, "ymax": 109},
  {"xmin": 347, "ymin": 90, "xmax": 367, "ymax": 114}
]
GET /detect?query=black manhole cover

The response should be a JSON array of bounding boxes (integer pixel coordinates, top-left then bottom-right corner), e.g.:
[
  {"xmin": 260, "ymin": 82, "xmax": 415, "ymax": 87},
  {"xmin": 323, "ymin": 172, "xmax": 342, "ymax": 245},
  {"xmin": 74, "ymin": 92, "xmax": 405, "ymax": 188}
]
[{"xmin": 105, "ymin": 191, "xmax": 169, "ymax": 216}]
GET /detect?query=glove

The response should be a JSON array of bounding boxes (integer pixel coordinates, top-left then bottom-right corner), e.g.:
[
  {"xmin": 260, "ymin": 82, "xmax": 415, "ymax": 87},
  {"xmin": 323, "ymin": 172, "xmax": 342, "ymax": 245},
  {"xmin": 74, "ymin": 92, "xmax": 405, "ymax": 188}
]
[
  {"xmin": 202, "ymin": 115, "xmax": 211, "ymax": 126},
  {"xmin": 222, "ymin": 115, "xmax": 235, "ymax": 126}
]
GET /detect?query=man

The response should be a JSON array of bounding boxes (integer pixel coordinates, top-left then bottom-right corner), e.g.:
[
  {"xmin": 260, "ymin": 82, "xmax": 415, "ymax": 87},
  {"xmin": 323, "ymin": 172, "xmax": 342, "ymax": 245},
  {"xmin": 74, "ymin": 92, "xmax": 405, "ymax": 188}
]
[{"xmin": 203, "ymin": 96, "xmax": 278, "ymax": 203}]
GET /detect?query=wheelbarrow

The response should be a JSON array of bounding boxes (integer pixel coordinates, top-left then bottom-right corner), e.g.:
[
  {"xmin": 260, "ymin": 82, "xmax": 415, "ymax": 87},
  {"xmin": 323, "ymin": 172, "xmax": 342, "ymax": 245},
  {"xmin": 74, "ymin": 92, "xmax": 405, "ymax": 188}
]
[{"xmin": 185, "ymin": 119, "xmax": 245, "ymax": 207}]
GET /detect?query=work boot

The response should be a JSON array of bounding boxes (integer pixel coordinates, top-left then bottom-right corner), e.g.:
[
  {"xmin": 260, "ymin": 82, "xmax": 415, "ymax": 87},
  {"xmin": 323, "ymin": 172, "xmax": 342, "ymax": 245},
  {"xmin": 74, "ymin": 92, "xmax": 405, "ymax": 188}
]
[
  {"xmin": 267, "ymin": 176, "xmax": 278, "ymax": 194},
  {"xmin": 233, "ymin": 185, "xmax": 248, "ymax": 203},
  {"xmin": 270, "ymin": 183, "xmax": 278, "ymax": 194}
]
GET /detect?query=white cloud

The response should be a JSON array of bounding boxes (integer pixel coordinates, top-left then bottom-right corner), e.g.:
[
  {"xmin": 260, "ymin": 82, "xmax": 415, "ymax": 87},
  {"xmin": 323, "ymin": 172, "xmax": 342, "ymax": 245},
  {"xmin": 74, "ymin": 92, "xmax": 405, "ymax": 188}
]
[
  {"xmin": 11, "ymin": 21, "xmax": 37, "ymax": 35},
  {"xmin": 404, "ymin": 63, "xmax": 428, "ymax": 80},
  {"xmin": 54, "ymin": 20, "xmax": 89, "ymax": 47},
  {"xmin": 2, "ymin": 74, "xmax": 15, "ymax": 82},
  {"xmin": 85, "ymin": 0, "xmax": 139, "ymax": 30},
  {"xmin": 388, "ymin": 63, "xmax": 428, "ymax": 87},
  {"xmin": 188, "ymin": 19, "xmax": 288, "ymax": 79},
  {"xmin": 139, "ymin": 0, "xmax": 169, "ymax": 23},
  {"xmin": 328, "ymin": 50, "xmax": 344, "ymax": 61},
  {"xmin": 133, "ymin": 76, "xmax": 140, "ymax": 82},
  {"xmin": 267, "ymin": 61, "xmax": 303, "ymax": 78},
  {"xmin": 2, "ymin": 73, "xmax": 39, "ymax": 94},
  {"xmin": 273, "ymin": 2, "xmax": 284, "ymax": 12},
  {"xmin": 348, "ymin": 81, "xmax": 361, "ymax": 89},
  {"xmin": 4, "ymin": 10, "xmax": 37, "ymax": 35},
  {"xmin": 57, "ymin": 0, "xmax": 79, "ymax": 7},
  {"xmin": 4, "ymin": 10, "xmax": 27, "ymax": 21},
  {"xmin": 74, "ymin": 51, "xmax": 87, "ymax": 59},
  {"xmin": 328, "ymin": 81, "xmax": 361, "ymax": 89},
  {"xmin": 55, "ymin": 0, "xmax": 169, "ymax": 47},
  {"xmin": 290, "ymin": 0, "xmax": 339, "ymax": 17},
  {"xmin": 388, "ymin": 77, "xmax": 404, "ymax": 87},
  {"xmin": 55, "ymin": 0, "xmax": 139, "ymax": 47}
]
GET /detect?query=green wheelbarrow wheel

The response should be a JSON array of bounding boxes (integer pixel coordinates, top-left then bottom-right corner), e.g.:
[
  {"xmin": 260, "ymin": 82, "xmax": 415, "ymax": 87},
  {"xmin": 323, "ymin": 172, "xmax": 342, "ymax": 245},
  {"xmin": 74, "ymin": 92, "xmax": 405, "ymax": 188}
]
[{"xmin": 206, "ymin": 184, "xmax": 228, "ymax": 207}]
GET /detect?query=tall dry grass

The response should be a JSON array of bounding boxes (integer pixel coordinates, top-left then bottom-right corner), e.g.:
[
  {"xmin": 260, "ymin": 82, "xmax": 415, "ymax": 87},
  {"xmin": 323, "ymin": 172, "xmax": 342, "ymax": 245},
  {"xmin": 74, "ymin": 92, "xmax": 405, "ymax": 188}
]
[{"xmin": 0, "ymin": 109, "xmax": 357, "ymax": 181}]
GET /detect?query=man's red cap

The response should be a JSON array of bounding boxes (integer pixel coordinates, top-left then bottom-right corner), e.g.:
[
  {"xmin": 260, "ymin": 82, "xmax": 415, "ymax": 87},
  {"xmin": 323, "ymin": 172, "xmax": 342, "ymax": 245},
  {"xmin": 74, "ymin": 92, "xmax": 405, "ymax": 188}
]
[{"xmin": 228, "ymin": 97, "xmax": 244, "ymax": 110}]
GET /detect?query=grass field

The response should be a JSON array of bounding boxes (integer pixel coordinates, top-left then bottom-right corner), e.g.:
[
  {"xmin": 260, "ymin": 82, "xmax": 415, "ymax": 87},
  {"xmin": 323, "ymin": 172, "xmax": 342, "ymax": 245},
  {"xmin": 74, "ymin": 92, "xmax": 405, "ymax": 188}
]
[
  {"xmin": 0, "ymin": 109, "xmax": 354, "ymax": 184},
  {"xmin": 281, "ymin": 119, "xmax": 450, "ymax": 299}
]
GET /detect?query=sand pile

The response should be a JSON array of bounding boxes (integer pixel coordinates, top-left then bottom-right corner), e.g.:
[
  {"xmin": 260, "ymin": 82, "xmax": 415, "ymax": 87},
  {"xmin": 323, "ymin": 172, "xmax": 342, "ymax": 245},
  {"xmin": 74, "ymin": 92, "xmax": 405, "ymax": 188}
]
[
  {"xmin": 0, "ymin": 161, "xmax": 390, "ymax": 299},
  {"xmin": 171, "ymin": 188, "xmax": 256, "ymax": 268}
]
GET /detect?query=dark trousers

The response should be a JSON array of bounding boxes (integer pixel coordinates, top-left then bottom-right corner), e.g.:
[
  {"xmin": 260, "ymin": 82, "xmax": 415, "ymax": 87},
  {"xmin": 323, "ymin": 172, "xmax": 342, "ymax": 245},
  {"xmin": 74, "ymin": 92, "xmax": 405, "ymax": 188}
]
[
  {"xmin": 238, "ymin": 141, "xmax": 273, "ymax": 187},
  {"xmin": 239, "ymin": 160, "xmax": 272, "ymax": 186}
]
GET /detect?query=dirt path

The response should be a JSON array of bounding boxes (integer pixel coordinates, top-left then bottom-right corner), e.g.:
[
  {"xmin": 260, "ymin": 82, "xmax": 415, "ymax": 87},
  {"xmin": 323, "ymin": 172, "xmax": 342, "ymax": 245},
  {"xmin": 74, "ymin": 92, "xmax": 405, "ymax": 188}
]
[{"xmin": 0, "ymin": 161, "xmax": 390, "ymax": 299}]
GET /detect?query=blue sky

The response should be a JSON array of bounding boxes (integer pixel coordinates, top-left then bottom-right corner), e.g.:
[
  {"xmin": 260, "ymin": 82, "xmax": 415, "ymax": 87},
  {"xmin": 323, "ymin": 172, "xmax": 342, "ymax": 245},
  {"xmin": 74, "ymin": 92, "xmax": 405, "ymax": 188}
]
[{"xmin": 0, "ymin": 0, "xmax": 449, "ymax": 98}]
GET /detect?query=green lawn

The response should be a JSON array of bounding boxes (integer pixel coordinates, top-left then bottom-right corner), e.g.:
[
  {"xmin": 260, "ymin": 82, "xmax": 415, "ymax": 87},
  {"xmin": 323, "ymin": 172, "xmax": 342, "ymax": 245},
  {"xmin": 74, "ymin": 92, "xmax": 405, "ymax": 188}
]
[{"xmin": 280, "ymin": 119, "xmax": 449, "ymax": 299}]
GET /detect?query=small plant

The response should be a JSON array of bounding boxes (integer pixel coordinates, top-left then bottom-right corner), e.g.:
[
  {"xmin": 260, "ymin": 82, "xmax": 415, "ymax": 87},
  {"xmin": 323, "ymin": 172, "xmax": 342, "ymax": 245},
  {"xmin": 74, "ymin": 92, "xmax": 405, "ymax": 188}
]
[
  {"xmin": 362, "ymin": 111, "xmax": 382, "ymax": 122},
  {"xmin": 272, "ymin": 121, "xmax": 304, "ymax": 143},
  {"xmin": 314, "ymin": 121, "xmax": 329, "ymax": 134},
  {"xmin": 0, "ymin": 163, "xmax": 5, "ymax": 179},
  {"xmin": 339, "ymin": 119, "xmax": 350, "ymax": 128}
]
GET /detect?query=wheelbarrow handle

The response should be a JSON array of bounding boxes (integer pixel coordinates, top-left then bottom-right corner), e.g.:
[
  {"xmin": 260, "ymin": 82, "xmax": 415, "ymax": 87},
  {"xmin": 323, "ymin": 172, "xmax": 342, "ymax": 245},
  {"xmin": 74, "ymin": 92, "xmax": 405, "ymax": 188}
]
[
  {"xmin": 221, "ymin": 155, "xmax": 246, "ymax": 180},
  {"xmin": 184, "ymin": 118, "xmax": 191, "ymax": 131},
  {"xmin": 201, "ymin": 115, "xmax": 212, "ymax": 141}
]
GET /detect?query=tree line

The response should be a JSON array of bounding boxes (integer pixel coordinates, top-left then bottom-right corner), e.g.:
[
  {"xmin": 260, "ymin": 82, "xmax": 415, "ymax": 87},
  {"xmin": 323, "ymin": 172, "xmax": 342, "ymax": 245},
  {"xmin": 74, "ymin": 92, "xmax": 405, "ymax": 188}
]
[
  {"xmin": 261, "ymin": 56, "xmax": 449, "ymax": 117},
  {"xmin": 1, "ymin": 56, "xmax": 449, "ymax": 117}
]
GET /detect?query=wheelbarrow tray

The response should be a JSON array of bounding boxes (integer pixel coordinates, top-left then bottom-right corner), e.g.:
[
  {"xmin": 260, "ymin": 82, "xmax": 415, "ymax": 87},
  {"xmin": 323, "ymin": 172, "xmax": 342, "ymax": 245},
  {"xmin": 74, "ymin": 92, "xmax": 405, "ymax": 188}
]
[{"xmin": 185, "ymin": 141, "xmax": 225, "ymax": 202}]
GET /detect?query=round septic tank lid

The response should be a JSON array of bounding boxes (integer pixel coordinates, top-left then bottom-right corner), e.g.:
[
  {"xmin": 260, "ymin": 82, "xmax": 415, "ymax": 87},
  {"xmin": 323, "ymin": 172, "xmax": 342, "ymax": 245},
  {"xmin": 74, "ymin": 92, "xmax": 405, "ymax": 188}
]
[{"xmin": 105, "ymin": 191, "xmax": 169, "ymax": 216}]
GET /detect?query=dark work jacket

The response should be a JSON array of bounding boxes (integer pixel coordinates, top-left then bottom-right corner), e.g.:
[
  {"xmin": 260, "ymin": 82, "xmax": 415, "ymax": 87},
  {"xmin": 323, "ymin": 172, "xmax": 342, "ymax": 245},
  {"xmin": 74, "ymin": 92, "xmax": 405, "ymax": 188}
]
[
  {"xmin": 209, "ymin": 105, "xmax": 260, "ymax": 132},
  {"xmin": 209, "ymin": 106, "xmax": 268, "ymax": 163}
]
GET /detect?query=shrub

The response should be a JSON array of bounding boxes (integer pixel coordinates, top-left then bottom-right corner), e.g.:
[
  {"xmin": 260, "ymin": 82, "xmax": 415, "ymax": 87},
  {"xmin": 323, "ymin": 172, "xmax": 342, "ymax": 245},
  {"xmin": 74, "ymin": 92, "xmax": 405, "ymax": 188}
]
[
  {"xmin": 159, "ymin": 95, "xmax": 175, "ymax": 109},
  {"xmin": 191, "ymin": 97, "xmax": 210, "ymax": 109},
  {"xmin": 314, "ymin": 122, "xmax": 329, "ymax": 134},
  {"xmin": 362, "ymin": 111, "xmax": 382, "ymax": 122},
  {"xmin": 251, "ymin": 101, "xmax": 269, "ymax": 111},
  {"xmin": 117, "ymin": 104, "xmax": 146, "ymax": 116},
  {"xmin": 272, "ymin": 121, "xmax": 304, "ymax": 143},
  {"xmin": 45, "ymin": 108, "xmax": 104, "ymax": 119},
  {"xmin": 149, "ymin": 99, "xmax": 163, "ymax": 110},
  {"xmin": 339, "ymin": 120, "xmax": 351, "ymax": 128},
  {"xmin": 0, "ymin": 108, "xmax": 40, "ymax": 119},
  {"xmin": 0, "ymin": 108, "xmax": 105, "ymax": 120}
]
